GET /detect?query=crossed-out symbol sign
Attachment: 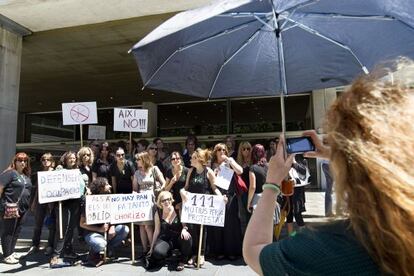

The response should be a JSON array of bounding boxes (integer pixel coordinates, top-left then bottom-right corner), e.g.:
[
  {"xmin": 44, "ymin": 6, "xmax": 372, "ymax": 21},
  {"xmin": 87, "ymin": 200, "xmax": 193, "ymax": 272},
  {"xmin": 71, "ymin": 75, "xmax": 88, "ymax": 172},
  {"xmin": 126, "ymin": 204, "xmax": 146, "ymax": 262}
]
[{"xmin": 70, "ymin": 104, "xmax": 90, "ymax": 123}]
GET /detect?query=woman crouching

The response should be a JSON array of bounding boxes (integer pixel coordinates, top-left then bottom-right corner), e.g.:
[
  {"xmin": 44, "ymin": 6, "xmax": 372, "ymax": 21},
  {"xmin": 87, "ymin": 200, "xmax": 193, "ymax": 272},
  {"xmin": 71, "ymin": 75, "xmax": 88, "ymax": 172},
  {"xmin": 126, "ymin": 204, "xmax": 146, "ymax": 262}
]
[
  {"xmin": 80, "ymin": 177, "xmax": 129, "ymax": 267},
  {"xmin": 146, "ymin": 191, "xmax": 192, "ymax": 271}
]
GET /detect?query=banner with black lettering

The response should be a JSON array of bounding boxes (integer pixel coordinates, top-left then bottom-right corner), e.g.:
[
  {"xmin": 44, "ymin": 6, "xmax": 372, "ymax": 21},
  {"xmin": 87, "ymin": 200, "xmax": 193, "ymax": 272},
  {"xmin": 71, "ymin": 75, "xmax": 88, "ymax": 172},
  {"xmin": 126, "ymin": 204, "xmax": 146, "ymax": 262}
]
[
  {"xmin": 113, "ymin": 108, "xmax": 148, "ymax": 133},
  {"xmin": 180, "ymin": 192, "xmax": 226, "ymax": 227},
  {"xmin": 37, "ymin": 169, "xmax": 82, "ymax": 204},
  {"xmin": 85, "ymin": 191, "xmax": 154, "ymax": 224}
]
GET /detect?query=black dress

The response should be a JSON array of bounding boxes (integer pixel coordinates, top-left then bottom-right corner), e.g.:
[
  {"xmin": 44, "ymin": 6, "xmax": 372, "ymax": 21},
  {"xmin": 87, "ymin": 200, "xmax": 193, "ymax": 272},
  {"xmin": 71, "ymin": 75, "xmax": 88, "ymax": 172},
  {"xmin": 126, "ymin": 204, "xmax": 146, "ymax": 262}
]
[
  {"xmin": 208, "ymin": 163, "xmax": 243, "ymax": 258},
  {"xmin": 91, "ymin": 158, "xmax": 113, "ymax": 184},
  {"xmin": 109, "ymin": 160, "xmax": 135, "ymax": 193},
  {"xmin": 165, "ymin": 167, "xmax": 188, "ymax": 207}
]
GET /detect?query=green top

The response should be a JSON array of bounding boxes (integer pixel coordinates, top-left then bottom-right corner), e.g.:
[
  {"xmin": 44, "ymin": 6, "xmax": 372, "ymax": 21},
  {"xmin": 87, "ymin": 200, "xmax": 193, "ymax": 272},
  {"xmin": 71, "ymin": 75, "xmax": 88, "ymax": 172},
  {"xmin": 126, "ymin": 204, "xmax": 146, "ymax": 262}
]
[{"xmin": 259, "ymin": 220, "xmax": 380, "ymax": 276}]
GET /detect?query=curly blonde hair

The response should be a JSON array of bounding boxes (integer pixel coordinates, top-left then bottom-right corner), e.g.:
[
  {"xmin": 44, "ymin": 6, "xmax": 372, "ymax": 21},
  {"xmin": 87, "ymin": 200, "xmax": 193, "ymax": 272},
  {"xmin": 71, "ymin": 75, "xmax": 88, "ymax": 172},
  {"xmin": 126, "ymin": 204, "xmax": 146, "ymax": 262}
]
[
  {"xmin": 77, "ymin": 147, "xmax": 94, "ymax": 167},
  {"xmin": 326, "ymin": 59, "xmax": 414, "ymax": 276}
]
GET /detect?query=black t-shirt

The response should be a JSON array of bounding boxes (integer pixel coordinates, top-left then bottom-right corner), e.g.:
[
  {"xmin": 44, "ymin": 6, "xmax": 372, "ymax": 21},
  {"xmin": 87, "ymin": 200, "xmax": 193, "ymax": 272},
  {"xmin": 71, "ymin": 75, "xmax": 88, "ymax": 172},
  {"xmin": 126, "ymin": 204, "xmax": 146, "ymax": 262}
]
[
  {"xmin": 250, "ymin": 164, "xmax": 268, "ymax": 194},
  {"xmin": 182, "ymin": 152, "xmax": 192, "ymax": 168},
  {"xmin": 241, "ymin": 166, "xmax": 250, "ymax": 189},
  {"xmin": 166, "ymin": 166, "xmax": 188, "ymax": 205},
  {"xmin": 79, "ymin": 165, "xmax": 92, "ymax": 185},
  {"xmin": 91, "ymin": 158, "xmax": 113, "ymax": 183},
  {"xmin": 109, "ymin": 160, "xmax": 135, "ymax": 193},
  {"xmin": 0, "ymin": 169, "xmax": 32, "ymax": 213}
]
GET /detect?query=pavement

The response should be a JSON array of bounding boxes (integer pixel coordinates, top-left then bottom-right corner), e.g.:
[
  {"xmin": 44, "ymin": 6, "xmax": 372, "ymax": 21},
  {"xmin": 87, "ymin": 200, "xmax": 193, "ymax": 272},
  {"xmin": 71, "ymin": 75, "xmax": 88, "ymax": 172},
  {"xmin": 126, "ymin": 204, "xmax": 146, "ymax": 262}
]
[{"xmin": 0, "ymin": 191, "xmax": 331, "ymax": 275}]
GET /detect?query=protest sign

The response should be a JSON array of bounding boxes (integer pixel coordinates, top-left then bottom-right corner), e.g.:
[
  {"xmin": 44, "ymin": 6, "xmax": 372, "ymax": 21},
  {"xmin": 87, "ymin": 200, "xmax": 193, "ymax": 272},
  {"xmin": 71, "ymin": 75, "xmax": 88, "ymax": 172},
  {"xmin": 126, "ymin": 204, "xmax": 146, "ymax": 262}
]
[
  {"xmin": 215, "ymin": 164, "xmax": 234, "ymax": 190},
  {"xmin": 85, "ymin": 194, "xmax": 112, "ymax": 224},
  {"xmin": 181, "ymin": 192, "xmax": 225, "ymax": 227},
  {"xmin": 110, "ymin": 191, "xmax": 154, "ymax": 224},
  {"xmin": 37, "ymin": 169, "xmax": 82, "ymax": 204},
  {"xmin": 113, "ymin": 108, "xmax": 148, "ymax": 133},
  {"xmin": 88, "ymin": 125, "xmax": 106, "ymax": 140},
  {"xmin": 62, "ymin": 102, "xmax": 98, "ymax": 125}
]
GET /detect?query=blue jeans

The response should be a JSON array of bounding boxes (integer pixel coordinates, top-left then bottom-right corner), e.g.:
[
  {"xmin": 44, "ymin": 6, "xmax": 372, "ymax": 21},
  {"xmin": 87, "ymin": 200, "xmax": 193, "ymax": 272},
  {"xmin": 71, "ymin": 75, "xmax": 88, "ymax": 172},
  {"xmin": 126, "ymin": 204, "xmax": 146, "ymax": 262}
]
[{"xmin": 85, "ymin": 225, "xmax": 129, "ymax": 254}]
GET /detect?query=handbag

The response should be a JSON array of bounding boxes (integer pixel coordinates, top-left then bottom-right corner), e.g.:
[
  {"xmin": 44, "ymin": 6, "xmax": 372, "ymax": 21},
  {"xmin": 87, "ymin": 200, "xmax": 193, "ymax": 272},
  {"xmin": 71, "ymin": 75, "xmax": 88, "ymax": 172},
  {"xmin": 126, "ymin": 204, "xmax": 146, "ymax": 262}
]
[
  {"xmin": 3, "ymin": 174, "xmax": 26, "ymax": 219},
  {"xmin": 233, "ymin": 174, "xmax": 248, "ymax": 196},
  {"xmin": 152, "ymin": 167, "xmax": 162, "ymax": 199}
]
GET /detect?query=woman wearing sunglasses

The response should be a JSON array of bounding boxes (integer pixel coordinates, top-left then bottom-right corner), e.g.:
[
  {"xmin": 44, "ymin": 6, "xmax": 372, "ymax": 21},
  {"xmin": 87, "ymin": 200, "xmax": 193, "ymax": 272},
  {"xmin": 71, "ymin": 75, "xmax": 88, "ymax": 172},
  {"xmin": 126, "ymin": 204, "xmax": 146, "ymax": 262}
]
[
  {"xmin": 180, "ymin": 148, "xmax": 224, "ymax": 266},
  {"xmin": 77, "ymin": 147, "xmax": 94, "ymax": 186},
  {"xmin": 109, "ymin": 147, "xmax": 135, "ymax": 194},
  {"xmin": 133, "ymin": 151, "xmax": 166, "ymax": 257},
  {"xmin": 208, "ymin": 143, "xmax": 243, "ymax": 261},
  {"xmin": 146, "ymin": 191, "xmax": 192, "ymax": 271},
  {"xmin": 147, "ymin": 143, "xmax": 165, "ymax": 176},
  {"xmin": 28, "ymin": 153, "xmax": 56, "ymax": 256},
  {"xmin": 92, "ymin": 142, "xmax": 114, "ymax": 184},
  {"xmin": 236, "ymin": 141, "xmax": 252, "ymax": 235},
  {"xmin": 164, "ymin": 152, "xmax": 188, "ymax": 211},
  {"xmin": 0, "ymin": 152, "xmax": 32, "ymax": 264}
]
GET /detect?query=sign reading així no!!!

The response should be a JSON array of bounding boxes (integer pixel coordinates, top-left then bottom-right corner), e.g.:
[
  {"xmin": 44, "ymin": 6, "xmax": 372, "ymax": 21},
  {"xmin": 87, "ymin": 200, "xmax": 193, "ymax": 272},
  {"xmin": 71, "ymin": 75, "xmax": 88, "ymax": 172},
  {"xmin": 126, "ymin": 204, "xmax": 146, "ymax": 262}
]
[{"xmin": 113, "ymin": 108, "xmax": 148, "ymax": 133}]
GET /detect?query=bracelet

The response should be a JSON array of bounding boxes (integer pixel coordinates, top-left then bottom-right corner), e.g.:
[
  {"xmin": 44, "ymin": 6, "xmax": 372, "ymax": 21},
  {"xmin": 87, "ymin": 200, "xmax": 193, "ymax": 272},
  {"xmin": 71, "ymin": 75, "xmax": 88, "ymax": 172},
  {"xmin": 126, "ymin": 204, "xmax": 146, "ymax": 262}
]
[{"xmin": 263, "ymin": 183, "xmax": 281, "ymax": 194}]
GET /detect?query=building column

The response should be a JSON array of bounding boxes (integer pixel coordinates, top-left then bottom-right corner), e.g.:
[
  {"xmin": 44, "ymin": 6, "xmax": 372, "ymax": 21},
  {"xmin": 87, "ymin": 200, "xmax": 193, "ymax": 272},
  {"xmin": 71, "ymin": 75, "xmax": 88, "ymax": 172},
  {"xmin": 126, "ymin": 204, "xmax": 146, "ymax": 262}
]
[
  {"xmin": 312, "ymin": 87, "xmax": 337, "ymax": 189},
  {"xmin": 142, "ymin": 102, "xmax": 157, "ymax": 138},
  {"xmin": 0, "ymin": 16, "xmax": 31, "ymax": 171}
]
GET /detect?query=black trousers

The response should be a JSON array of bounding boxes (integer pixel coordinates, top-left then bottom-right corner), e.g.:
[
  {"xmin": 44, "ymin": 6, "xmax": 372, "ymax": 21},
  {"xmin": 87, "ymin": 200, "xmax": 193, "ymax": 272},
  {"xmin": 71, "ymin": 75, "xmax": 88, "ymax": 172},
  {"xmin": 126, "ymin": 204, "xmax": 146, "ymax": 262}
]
[
  {"xmin": 152, "ymin": 236, "xmax": 192, "ymax": 262},
  {"xmin": 1, "ymin": 212, "xmax": 26, "ymax": 258},
  {"xmin": 53, "ymin": 199, "xmax": 80, "ymax": 257},
  {"xmin": 32, "ymin": 203, "xmax": 55, "ymax": 247}
]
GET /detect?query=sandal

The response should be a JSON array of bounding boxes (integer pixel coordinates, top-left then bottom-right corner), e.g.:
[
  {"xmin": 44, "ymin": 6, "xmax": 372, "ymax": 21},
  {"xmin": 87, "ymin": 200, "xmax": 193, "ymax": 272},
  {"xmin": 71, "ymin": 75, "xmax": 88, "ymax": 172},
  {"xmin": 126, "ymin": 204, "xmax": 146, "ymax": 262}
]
[
  {"xmin": 193, "ymin": 255, "xmax": 205, "ymax": 267},
  {"xmin": 176, "ymin": 262, "xmax": 185, "ymax": 271}
]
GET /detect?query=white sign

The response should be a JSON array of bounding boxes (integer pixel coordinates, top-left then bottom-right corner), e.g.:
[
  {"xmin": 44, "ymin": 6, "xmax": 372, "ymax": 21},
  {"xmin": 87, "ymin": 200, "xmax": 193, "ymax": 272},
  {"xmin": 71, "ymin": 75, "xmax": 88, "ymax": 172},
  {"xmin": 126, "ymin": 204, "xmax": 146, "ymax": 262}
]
[
  {"xmin": 62, "ymin": 102, "xmax": 98, "ymax": 125},
  {"xmin": 85, "ymin": 194, "xmax": 112, "ymax": 224},
  {"xmin": 110, "ymin": 192, "xmax": 154, "ymax": 224},
  {"xmin": 113, "ymin": 108, "xmax": 148, "ymax": 133},
  {"xmin": 215, "ymin": 164, "xmax": 234, "ymax": 190},
  {"xmin": 88, "ymin": 125, "xmax": 106, "ymax": 140},
  {"xmin": 181, "ymin": 192, "xmax": 225, "ymax": 227},
  {"xmin": 37, "ymin": 169, "xmax": 82, "ymax": 204}
]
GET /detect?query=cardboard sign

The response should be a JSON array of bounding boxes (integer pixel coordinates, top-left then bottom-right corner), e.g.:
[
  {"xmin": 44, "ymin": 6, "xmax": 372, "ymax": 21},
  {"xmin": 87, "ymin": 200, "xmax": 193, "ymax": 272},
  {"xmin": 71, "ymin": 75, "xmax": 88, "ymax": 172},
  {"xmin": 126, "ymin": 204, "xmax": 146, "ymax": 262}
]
[
  {"xmin": 62, "ymin": 102, "xmax": 98, "ymax": 125},
  {"xmin": 37, "ymin": 169, "xmax": 82, "ymax": 204},
  {"xmin": 85, "ymin": 194, "xmax": 112, "ymax": 224},
  {"xmin": 85, "ymin": 192, "xmax": 154, "ymax": 224},
  {"xmin": 181, "ymin": 192, "xmax": 225, "ymax": 227},
  {"xmin": 215, "ymin": 164, "xmax": 234, "ymax": 190},
  {"xmin": 110, "ymin": 192, "xmax": 154, "ymax": 224},
  {"xmin": 88, "ymin": 125, "xmax": 106, "ymax": 140},
  {"xmin": 113, "ymin": 108, "xmax": 148, "ymax": 133}
]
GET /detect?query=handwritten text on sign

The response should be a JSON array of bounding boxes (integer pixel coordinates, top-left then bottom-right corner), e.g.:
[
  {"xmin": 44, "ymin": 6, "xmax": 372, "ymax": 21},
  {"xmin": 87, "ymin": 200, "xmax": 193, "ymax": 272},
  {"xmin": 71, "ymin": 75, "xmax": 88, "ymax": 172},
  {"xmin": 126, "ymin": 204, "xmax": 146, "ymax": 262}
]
[
  {"xmin": 113, "ymin": 108, "xmax": 148, "ymax": 133},
  {"xmin": 85, "ymin": 191, "xmax": 154, "ymax": 224},
  {"xmin": 215, "ymin": 164, "xmax": 234, "ymax": 190},
  {"xmin": 181, "ymin": 192, "xmax": 225, "ymax": 227},
  {"xmin": 37, "ymin": 169, "xmax": 82, "ymax": 204}
]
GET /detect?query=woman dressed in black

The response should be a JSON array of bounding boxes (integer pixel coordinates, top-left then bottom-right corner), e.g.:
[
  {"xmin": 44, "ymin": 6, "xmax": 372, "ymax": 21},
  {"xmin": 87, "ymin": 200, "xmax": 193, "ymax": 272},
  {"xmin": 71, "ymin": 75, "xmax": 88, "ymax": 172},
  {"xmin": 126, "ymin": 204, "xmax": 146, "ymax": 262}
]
[
  {"xmin": 0, "ymin": 152, "xmax": 32, "ymax": 264},
  {"xmin": 209, "ymin": 143, "xmax": 243, "ymax": 260},
  {"xmin": 92, "ymin": 142, "xmax": 113, "ymax": 183},
  {"xmin": 110, "ymin": 147, "xmax": 135, "ymax": 194},
  {"xmin": 164, "ymin": 151, "xmax": 188, "ymax": 211},
  {"xmin": 180, "ymin": 148, "xmax": 223, "ymax": 267},
  {"xmin": 147, "ymin": 191, "xmax": 192, "ymax": 271}
]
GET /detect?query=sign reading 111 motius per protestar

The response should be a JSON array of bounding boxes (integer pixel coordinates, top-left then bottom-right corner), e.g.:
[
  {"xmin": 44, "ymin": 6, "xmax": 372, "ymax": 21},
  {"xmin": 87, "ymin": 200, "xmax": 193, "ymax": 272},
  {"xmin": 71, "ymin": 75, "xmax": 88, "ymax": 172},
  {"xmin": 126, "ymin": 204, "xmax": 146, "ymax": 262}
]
[{"xmin": 113, "ymin": 108, "xmax": 148, "ymax": 133}]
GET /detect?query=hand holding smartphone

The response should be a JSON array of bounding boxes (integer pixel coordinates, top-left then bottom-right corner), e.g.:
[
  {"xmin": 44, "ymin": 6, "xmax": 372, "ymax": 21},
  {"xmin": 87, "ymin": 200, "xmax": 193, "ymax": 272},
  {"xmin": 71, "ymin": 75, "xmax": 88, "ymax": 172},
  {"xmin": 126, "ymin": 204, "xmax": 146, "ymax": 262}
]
[{"xmin": 285, "ymin": 136, "xmax": 315, "ymax": 154}]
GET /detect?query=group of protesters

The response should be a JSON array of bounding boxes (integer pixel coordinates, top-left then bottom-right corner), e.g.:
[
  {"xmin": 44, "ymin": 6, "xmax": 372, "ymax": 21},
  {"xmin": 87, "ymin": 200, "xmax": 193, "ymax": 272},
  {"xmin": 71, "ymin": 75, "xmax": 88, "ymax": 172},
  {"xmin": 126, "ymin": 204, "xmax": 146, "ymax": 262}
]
[{"xmin": 0, "ymin": 134, "xmax": 310, "ymax": 270}]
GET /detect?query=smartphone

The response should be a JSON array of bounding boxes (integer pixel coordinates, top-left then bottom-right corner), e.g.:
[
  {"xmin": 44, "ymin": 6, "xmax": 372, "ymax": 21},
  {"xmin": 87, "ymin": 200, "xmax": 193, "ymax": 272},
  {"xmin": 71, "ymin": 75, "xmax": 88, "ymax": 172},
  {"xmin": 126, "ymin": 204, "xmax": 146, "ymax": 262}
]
[{"xmin": 286, "ymin": 136, "xmax": 315, "ymax": 154}]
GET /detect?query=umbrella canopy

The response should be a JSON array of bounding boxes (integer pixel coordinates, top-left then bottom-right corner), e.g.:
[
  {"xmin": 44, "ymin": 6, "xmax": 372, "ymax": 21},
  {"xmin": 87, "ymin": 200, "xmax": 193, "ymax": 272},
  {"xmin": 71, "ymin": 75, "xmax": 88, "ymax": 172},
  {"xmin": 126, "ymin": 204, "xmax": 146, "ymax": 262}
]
[{"xmin": 130, "ymin": 0, "xmax": 414, "ymax": 99}]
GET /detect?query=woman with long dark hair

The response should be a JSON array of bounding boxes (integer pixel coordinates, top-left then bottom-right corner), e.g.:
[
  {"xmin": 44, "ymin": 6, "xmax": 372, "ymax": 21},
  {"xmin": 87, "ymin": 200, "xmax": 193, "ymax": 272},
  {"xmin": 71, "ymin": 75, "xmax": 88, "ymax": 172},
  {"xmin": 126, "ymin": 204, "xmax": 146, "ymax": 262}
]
[
  {"xmin": 246, "ymin": 144, "xmax": 268, "ymax": 213},
  {"xmin": 92, "ymin": 142, "xmax": 114, "ymax": 183},
  {"xmin": 0, "ymin": 152, "xmax": 32, "ymax": 264},
  {"xmin": 164, "ymin": 151, "xmax": 188, "ymax": 211},
  {"xmin": 109, "ymin": 147, "xmax": 135, "ymax": 194}
]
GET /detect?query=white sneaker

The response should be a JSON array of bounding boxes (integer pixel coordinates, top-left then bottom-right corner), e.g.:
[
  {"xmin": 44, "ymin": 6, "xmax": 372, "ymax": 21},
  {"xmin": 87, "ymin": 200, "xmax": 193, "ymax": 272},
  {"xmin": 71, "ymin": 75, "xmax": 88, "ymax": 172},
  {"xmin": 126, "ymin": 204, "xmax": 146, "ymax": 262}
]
[
  {"xmin": 3, "ymin": 255, "xmax": 19, "ymax": 264},
  {"xmin": 12, "ymin": 252, "xmax": 22, "ymax": 259}
]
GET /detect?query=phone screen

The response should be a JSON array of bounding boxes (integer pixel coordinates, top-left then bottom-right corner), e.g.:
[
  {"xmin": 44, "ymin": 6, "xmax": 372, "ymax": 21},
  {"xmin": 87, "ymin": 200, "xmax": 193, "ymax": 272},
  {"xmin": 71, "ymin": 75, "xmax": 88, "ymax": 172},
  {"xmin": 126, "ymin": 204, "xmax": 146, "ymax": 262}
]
[{"xmin": 286, "ymin": 137, "xmax": 315, "ymax": 154}]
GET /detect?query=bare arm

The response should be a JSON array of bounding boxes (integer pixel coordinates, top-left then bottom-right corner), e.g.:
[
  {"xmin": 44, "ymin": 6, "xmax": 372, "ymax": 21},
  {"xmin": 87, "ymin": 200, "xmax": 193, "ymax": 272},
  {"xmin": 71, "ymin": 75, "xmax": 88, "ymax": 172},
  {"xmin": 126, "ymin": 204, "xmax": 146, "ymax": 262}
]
[
  {"xmin": 80, "ymin": 214, "xmax": 107, "ymax": 233},
  {"xmin": 207, "ymin": 167, "xmax": 222, "ymax": 196},
  {"xmin": 227, "ymin": 157, "xmax": 243, "ymax": 175},
  {"xmin": 247, "ymin": 171, "xmax": 256, "ymax": 212},
  {"xmin": 164, "ymin": 176, "xmax": 175, "ymax": 192},
  {"xmin": 154, "ymin": 166, "xmax": 166, "ymax": 189},
  {"xmin": 132, "ymin": 175, "xmax": 139, "ymax": 192},
  {"xmin": 243, "ymin": 136, "xmax": 294, "ymax": 275},
  {"xmin": 180, "ymin": 167, "xmax": 193, "ymax": 202},
  {"xmin": 149, "ymin": 210, "xmax": 161, "ymax": 254}
]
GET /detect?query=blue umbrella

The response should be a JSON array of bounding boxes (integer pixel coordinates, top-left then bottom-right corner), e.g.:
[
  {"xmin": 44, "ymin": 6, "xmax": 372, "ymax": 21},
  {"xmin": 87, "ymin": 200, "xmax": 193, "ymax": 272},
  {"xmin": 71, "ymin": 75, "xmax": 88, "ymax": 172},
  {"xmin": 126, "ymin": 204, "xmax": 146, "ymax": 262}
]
[{"xmin": 129, "ymin": 0, "xmax": 414, "ymax": 132}]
